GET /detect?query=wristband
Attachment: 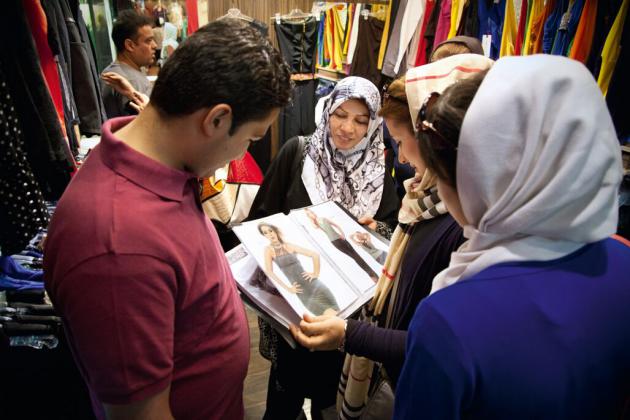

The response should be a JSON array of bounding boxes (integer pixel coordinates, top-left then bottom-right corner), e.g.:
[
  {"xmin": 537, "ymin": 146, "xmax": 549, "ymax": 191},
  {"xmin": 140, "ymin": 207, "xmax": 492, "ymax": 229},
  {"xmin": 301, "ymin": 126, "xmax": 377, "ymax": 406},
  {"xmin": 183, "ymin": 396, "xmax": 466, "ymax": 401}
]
[{"xmin": 337, "ymin": 319, "xmax": 348, "ymax": 352}]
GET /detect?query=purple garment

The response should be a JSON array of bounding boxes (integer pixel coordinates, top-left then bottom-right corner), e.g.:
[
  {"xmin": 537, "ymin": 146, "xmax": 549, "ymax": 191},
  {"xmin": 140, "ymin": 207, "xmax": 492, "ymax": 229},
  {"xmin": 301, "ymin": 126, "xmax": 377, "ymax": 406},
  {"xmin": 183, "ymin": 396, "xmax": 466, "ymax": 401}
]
[
  {"xmin": 345, "ymin": 214, "xmax": 464, "ymax": 385},
  {"xmin": 395, "ymin": 238, "xmax": 630, "ymax": 419},
  {"xmin": 432, "ymin": 0, "xmax": 452, "ymax": 50}
]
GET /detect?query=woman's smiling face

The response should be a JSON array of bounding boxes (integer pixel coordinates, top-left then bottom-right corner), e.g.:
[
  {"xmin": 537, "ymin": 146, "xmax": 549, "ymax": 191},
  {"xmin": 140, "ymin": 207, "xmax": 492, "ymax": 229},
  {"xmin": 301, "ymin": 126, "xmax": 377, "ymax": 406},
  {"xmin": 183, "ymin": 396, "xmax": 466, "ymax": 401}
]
[{"xmin": 329, "ymin": 99, "xmax": 370, "ymax": 150}]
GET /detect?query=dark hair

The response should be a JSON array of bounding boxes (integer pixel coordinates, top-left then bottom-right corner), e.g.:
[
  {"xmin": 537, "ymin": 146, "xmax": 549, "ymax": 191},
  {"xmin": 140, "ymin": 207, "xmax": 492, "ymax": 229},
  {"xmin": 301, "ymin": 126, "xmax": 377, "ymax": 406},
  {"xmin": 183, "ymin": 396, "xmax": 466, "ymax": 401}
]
[
  {"xmin": 150, "ymin": 19, "xmax": 293, "ymax": 133},
  {"xmin": 112, "ymin": 10, "xmax": 154, "ymax": 53},
  {"xmin": 418, "ymin": 70, "xmax": 488, "ymax": 186},
  {"xmin": 258, "ymin": 223, "xmax": 285, "ymax": 244}
]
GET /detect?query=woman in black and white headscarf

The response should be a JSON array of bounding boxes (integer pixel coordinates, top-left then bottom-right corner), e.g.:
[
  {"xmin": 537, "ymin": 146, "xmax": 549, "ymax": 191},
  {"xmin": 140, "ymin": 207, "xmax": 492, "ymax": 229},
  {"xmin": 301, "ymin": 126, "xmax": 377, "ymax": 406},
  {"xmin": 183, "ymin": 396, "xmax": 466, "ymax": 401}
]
[{"xmin": 248, "ymin": 76, "xmax": 399, "ymax": 420}]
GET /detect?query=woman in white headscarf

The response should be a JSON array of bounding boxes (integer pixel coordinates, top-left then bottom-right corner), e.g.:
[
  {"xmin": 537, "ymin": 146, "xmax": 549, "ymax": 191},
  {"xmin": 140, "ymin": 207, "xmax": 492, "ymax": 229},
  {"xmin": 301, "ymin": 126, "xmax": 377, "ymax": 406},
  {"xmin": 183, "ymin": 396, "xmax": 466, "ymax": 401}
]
[
  {"xmin": 394, "ymin": 55, "xmax": 630, "ymax": 419},
  {"xmin": 248, "ymin": 76, "xmax": 399, "ymax": 419}
]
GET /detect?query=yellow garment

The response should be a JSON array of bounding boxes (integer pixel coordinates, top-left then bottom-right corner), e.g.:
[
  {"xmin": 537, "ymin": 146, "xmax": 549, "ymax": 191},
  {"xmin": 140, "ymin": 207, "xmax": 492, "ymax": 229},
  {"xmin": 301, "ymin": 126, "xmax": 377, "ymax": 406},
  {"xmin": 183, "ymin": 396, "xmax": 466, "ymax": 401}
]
[
  {"xmin": 377, "ymin": 0, "xmax": 394, "ymax": 70},
  {"xmin": 331, "ymin": 4, "xmax": 346, "ymax": 71},
  {"xmin": 371, "ymin": 4, "xmax": 389, "ymax": 20},
  {"xmin": 500, "ymin": 0, "xmax": 517, "ymax": 57},
  {"xmin": 598, "ymin": 0, "xmax": 629, "ymax": 96},
  {"xmin": 522, "ymin": 0, "xmax": 544, "ymax": 55},
  {"xmin": 448, "ymin": 0, "xmax": 466, "ymax": 38}
]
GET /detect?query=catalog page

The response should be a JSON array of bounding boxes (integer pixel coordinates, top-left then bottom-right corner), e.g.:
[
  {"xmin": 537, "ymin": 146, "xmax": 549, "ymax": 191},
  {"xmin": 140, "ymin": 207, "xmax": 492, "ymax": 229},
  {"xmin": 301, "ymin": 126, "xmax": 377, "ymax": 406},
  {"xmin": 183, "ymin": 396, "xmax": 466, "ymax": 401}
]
[{"xmin": 232, "ymin": 201, "xmax": 389, "ymax": 320}]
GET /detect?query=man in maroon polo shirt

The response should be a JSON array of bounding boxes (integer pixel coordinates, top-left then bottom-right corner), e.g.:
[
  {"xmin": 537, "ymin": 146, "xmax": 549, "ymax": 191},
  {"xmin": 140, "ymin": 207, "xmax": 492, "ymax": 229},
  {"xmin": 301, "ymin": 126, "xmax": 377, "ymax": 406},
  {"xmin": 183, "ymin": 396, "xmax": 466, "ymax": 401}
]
[{"xmin": 43, "ymin": 19, "xmax": 292, "ymax": 420}]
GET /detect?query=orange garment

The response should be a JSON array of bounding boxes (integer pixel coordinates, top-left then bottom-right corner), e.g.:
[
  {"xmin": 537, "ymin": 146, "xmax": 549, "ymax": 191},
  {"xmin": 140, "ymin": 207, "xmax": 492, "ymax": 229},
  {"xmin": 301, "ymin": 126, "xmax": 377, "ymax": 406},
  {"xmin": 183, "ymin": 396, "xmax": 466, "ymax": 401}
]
[
  {"xmin": 528, "ymin": 0, "xmax": 556, "ymax": 54},
  {"xmin": 522, "ymin": 0, "xmax": 544, "ymax": 55},
  {"xmin": 569, "ymin": 0, "xmax": 598, "ymax": 63}
]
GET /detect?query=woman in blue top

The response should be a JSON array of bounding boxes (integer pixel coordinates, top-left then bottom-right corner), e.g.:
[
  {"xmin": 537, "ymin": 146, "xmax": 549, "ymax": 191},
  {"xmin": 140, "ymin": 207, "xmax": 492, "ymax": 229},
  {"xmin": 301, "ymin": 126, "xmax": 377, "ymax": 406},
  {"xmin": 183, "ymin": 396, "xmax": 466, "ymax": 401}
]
[{"xmin": 395, "ymin": 55, "xmax": 630, "ymax": 419}]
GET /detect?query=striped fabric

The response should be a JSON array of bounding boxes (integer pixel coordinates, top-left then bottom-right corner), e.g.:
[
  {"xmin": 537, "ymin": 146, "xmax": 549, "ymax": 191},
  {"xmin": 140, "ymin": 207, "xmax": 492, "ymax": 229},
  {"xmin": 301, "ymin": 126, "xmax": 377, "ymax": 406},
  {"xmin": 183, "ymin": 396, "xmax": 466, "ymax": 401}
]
[{"xmin": 336, "ymin": 169, "xmax": 446, "ymax": 419}]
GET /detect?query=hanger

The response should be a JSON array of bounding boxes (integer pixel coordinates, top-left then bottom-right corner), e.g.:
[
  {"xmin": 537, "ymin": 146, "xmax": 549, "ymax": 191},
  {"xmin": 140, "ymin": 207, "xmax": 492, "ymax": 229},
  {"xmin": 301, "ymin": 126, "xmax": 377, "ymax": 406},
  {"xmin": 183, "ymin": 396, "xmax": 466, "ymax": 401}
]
[
  {"xmin": 271, "ymin": 8, "xmax": 316, "ymax": 24},
  {"xmin": 219, "ymin": 8, "xmax": 254, "ymax": 23}
]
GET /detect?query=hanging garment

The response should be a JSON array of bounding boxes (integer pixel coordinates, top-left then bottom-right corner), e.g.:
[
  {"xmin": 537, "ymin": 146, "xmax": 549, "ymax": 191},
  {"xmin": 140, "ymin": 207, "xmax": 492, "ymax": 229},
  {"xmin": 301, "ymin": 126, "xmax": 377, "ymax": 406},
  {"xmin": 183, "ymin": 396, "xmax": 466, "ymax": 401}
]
[
  {"xmin": 0, "ymin": 66, "xmax": 50, "ymax": 256},
  {"xmin": 456, "ymin": 0, "xmax": 480, "ymax": 37},
  {"xmin": 405, "ymin": 16, "xmax": 423, "ymax": 71},
  {"xmin": 350, "ymin": 16, "xmax": 386, "ymax": 87},
  {"xmin": 542, "ymin": 0, "xmax": 569, "ymax": 54},
  {"xmin": 569, "ymin": 0, "xmax": 598, "ymax": 62},
  {"xmin": 414, "ymin": 0, "xmax": 437, "ymax": 65},
  {"xmin": 523, "ymin": 0, "xmax": 544, "ymax": 54},
  {"xmin": 0, "ymin": 0, "xmax": 73, "ymax": 200},
  {"xmin": 346, "ymin": 4, "xmax": 362, "ymax": 65},
  {"xmin": 343, "ymin": 4, "xmax": 355, "ymax": 59},
  {"xmin": 500, "ymin": 0, "xmax": 518, "ymax": 56},
  {"xmin": 275, "ymin": 17, "xmax": 318, "ymax": 74},
  {"xmin": 40, "ymin": 0, "xmax": 81, "ymax": 154},
  {"xmin": 420, "ymin": 0, "xmax": 443, "ymax": 63},
  {"xmin": 61, "ymin": 0, "xmax": 106, "ymax": 135},
  {"xmin": 448, "ymin": 0, "xmax": 466, "ymax": 38},
  {"xmin": 478, "ymin": 0, "xmax": 507, "ymax": 59},
  {"xmin": 432, "ymin": 0, "xmax": 452, "ymax": 50},
  {"xmin": 382, "ymin": 0, "xmax": 409, "ymax": 77},
  {"xmin": 185, "ymin": 0, "xmax": 198, "ymax": 34},
  {"xmin": 394, "ymin": 0, "xmax": 426, "ymax": 75},
  {"xmin": 278, "ymin": 80, "xmax": 317, "ymax": 145},
  {"xmin": 551, "ymin": 0, "xmax": 586, "ymax": 55},
  {"xmin": 514, "ymin": 0, "xmax": 529, "ymax": 54},
  {"xmin": 586, "ymin": 0, "xmax": 624, "ymax": 77},
  {"xmin": 528, "ymin": 0, "xmax": 556, "ymax": 54},
  {"xmin": 598, "ymin": 0, "xmax": 629, "ymax": 96},
  {"xmin": 605, "ymin": 7, "xmax": 629, "ymax": 140},
  {"xmin": 377, "ymin": 0, "xmax": 395, "ymax": 70}
]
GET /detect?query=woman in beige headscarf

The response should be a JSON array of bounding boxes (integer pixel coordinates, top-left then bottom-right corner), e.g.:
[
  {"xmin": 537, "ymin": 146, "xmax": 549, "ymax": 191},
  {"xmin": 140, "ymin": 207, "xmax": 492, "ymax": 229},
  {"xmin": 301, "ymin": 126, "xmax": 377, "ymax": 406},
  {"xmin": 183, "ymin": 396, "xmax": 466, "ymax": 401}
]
[{"xmin": 290, "ymin": 54, "xmax": 493, "ymax": 419}]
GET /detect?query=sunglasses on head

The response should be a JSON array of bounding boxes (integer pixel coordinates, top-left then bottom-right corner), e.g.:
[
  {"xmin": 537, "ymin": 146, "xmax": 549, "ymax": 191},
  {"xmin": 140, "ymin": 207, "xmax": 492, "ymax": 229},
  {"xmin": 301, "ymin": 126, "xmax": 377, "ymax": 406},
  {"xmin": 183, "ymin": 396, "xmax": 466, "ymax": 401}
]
[{"xmin": 416, "ymin": 92, "xmax": 456, "ymax": 150}]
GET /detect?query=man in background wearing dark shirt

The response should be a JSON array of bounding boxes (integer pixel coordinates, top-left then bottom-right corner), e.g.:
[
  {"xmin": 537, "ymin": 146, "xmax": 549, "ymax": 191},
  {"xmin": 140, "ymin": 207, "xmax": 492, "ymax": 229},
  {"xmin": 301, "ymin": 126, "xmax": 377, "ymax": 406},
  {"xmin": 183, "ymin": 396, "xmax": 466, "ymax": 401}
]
[{"xmin": 44, "ymin": 20, "xmax": 292, "ymax": 420}]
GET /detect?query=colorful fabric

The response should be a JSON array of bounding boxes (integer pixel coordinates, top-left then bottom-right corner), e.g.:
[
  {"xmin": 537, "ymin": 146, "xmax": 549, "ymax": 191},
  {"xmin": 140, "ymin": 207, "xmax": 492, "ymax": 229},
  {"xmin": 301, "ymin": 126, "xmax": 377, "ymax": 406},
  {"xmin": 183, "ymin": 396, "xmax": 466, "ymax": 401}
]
[
  {"xmin": 301, "ymin": 77, "xmax": 384, "ymax": 220},
  {"xmin": 500, "ymin": 0, "xmax": 518, "ymax": 56},
  {"xmin": 527, "ymin": 0, "xmax": 555, "ymax": 54},
  {"xmin": 448, "ymin": 0, "xmax": 466, "ymax": 39},
  {"xmin": 433, "ymin": 0, "xmax": 452, "ymax": 49},
  {"xmin": 414, "ymin": 0, "xmax": 437, "ymax": 65},
  {"xmin": 598, "ymin": 0, "xmax": 629, "ymax": 95},
  {"xmin": 431, "ymin": 55, "xmax": 622, "ymax": 293},
  {"xmin": 377, "ymin": 0, "xmax": 395, "ymax": 70},
  {"xmin": 514, "ymin": 0, "xmax": 529, "ymax": 55},
  {"xmin": 551, "ymin": 0, "xmax": 586, "ymax": 55},
  {"xmin": 569, "ymin": 0, "xmax": 598, "ymax": 62}
]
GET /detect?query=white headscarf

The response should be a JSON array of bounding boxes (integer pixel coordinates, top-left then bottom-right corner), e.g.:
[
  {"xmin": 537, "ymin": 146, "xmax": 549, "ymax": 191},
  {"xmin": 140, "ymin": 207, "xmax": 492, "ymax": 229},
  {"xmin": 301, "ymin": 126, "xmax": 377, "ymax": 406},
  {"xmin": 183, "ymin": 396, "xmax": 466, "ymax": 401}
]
[
  {"xmin": 301, "ymin": 76, "xmax": 384, "ymax": 219},
  {"xmin": 406, "ymin": 54, "xmax": 494, "ymax": 129},
  {"xmin": 431, "ymin": 55, "xmax": 622, "ymax": 294}
]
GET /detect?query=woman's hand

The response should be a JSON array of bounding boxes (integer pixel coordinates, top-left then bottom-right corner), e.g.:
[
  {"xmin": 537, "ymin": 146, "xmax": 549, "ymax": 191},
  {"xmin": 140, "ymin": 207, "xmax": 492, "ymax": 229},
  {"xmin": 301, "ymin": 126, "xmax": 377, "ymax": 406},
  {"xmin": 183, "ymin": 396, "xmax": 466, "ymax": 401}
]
[
  {"xmin": 358, "ymin": 216, "xmax": 377, "ymax": 230},
  {"xmin": 301, "ymin": 271, "xmax": 317, "ymax": 282},
  {"xmin": 289, "ymin": 313, "xmax": 346, "ymax": 351},
  {"xmin": 287, "ymin": 282, "xmax": 303, "ymax": 294}
]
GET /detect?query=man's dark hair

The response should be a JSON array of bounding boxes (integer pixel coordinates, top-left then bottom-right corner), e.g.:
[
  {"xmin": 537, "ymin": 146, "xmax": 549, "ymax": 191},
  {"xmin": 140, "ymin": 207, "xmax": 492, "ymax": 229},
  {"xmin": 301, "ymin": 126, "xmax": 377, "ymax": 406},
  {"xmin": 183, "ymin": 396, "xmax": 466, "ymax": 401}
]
[
  {"xmin": 150, "ymin": 19, "xmax": 293, "ymax": 133},
  {"xmin": 112, "ymin": 10, "xmax": 154, "ymax": 53},
  {"xmin": 417, "ymin": 70, "xmax": 488, "ymax": 187}
]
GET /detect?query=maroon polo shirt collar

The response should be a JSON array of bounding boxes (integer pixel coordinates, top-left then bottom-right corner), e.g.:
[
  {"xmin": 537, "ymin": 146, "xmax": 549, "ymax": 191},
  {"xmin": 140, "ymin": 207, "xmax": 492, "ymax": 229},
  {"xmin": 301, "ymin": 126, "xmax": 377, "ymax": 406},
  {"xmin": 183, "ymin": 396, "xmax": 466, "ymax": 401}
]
[{"xmin": 100, "ymin": 117, "xmax": 198, "ymax": 202}]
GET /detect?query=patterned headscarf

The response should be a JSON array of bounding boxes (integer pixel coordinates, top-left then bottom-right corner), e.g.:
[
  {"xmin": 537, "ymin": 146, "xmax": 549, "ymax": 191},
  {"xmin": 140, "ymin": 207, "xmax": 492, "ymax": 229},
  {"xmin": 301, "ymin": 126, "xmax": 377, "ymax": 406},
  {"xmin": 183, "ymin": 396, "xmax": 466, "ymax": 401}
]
[{"xmin": 301, "ymin": 77, "xmax": 384, "ymax": 219}]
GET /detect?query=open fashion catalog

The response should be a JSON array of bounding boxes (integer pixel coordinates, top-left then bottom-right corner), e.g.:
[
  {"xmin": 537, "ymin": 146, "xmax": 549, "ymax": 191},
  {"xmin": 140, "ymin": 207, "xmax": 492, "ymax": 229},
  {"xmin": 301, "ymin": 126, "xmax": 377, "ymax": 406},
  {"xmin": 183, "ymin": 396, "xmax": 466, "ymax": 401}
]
[{"xmin": 228, "ymin": 201, "xmax": 389, "ymax": 344}]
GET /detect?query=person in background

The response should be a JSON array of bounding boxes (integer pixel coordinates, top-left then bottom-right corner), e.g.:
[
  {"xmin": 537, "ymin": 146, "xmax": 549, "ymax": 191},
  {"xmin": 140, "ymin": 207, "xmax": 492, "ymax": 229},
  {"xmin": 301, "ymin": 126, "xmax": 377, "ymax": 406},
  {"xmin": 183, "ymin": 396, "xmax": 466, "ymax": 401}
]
[
  {"xmin": 290, "ymin": 54, "xmax": 493, "ymax": 419},
  {"xmin": 101, "ymin": 10, "xmax": 156, "ymax": 119},
  {"xmin": 395, "ymin": 55, "xmax": 630, "ymax": 419},
  {"xmin": 388, "ymin": 35, "xmax": 485, "ymax": 199},
  {"xmin": 44, "ymin": 19, "xmax": 292, "ymax": 420},
  {"xmin": 249, "ymin": 76, "xmax": 399, "ymax": 420}
]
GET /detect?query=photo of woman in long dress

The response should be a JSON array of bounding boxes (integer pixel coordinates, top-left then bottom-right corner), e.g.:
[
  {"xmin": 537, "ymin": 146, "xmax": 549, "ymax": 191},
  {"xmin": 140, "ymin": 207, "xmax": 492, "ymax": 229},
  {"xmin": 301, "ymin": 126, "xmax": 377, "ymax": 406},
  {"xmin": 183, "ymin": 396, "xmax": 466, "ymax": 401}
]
[
  {"xmin": 258, "ymin": 222, "xmax": 339, "ymax": 316},
  {"xmin": 304, "ymin": 208, "xmax": 379, "ymax": 282}
]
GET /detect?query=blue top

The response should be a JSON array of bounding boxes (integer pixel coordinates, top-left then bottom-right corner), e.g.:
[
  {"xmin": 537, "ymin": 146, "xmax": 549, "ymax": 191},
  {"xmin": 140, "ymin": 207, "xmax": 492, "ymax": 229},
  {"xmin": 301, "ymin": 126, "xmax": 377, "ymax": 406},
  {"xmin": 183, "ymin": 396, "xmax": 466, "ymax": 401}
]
[
  {"xmin": 477, "ymin": 0, "xmax": 506, "ymax": 60},
  {"xmin": 394, "ymin": 238, "xmax": 630, "ymax": 419}
]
